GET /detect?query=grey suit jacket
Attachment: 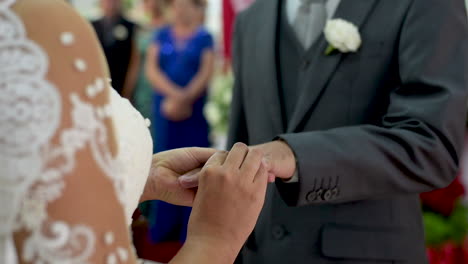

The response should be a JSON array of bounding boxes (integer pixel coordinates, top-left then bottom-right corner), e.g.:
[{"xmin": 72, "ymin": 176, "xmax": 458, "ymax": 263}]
[{"xmin": 228, "ymin": 0, "xmax": 468, "ymax": 263}]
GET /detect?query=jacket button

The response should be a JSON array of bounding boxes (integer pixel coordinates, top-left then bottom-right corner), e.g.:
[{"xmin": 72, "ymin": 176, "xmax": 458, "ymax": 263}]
[
  {"xmin": 323, "ymin": 189, "xmax": 333, "ymax": 201},
  {"xmin": 331, "ymin": 187, "xmax": 339, "ymax": 198},
  {"xmin": 306, "ymin": 190, "xmax": 317, "ymax": 202},
  {"xmin": 272, "ymin": 225, "xmax": 287, "ymax": 240},
  {"xmin": 316, "ymin": 189, "xmax": 324, "ymax": 201}
]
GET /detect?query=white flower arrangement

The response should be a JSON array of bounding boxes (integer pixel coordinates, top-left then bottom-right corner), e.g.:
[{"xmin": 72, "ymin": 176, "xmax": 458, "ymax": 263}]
[
  {"xmin": 324, "ymin": 18, "xmax": 362, "ymax": 55},
  {"xmin": 204, "ymin": 72, "xmax": 234, "ymax": 134}
]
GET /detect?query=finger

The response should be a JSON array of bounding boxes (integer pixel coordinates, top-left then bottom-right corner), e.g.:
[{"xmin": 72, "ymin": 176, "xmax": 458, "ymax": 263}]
[
  {"xmin": 159, "ymin": 147, "xmax": 217, "ymax": 174},
  {"xmin": 204, "ymin": 151, "xmax": 228, "ymax": 167},
  {"xmin": 224, "ymin": 143, "xmax": 249, "ymax": 170},
  {"xmin": 268, "ymin": 173, "xmax": 275, "ymax": 183},
  {"xmin": 253, "ymin": 162, "xmax": 269, "ymax": 190},
  {"xmin": 185, "ymin": 147, "xmax": 219, "ymax": 166},
  {"xmin": 142, "ymin": 166, "xmax": 196, "ymax": 206},
  {"xmin": 179, "ymin": 168, "xmax": 202, "ymax": 189},
  {"xmin": 168, "ymin": 188, "xmax": 196, "ymax": 207},
  {"xmin": 174, "ymin": 189, "xmax": 196, "ymax": 207},
  {"xmin": 239, "ymin": 148, "xmax": 263, "ymax": 182},
  {"xmin": 253, "ymin": 164, "xmax": 269, "ymax": 206}
]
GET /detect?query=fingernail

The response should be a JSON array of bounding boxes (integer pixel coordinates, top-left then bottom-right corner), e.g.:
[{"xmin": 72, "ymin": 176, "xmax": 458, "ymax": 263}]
[
  {"xmin": 179, "ymin": 175, "xmax": 191, "ymax": 182},
  {"xmin": 179, "ymin": 176, "xmax": 199, "ymax": 189},
  {"xmin": 179, "ymin": 177, "xmax": 191, "ymax": 187}
]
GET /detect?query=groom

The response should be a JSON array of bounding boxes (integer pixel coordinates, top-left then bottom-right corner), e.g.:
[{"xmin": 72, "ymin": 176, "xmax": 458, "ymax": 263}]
[{"xmin": 226, "ymin": 0, "xmax": 468, "ymax": 263}]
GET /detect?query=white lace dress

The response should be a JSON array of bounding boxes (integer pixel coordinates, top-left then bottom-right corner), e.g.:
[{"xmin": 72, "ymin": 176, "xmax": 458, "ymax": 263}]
[{"xmin": 0, "ymin": 0, "xmax": 153, "ymax": 263}]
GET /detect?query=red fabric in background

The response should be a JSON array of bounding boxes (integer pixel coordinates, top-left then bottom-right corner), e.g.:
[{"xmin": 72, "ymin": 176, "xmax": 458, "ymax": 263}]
[
  {"xmin": 222, "ymin": 0, "xmax": 235, "ymax": 61},
  {"xmin": 222, "ymin": 0, "xmax": 255, "ymax": 62},
  {"xmin": 427, "ymin": 244, "xmax": 468, "ymax": 264},
  {"xmin": 420, "ymin": 177, "xmax": 466, "ymax": 216},
  {"xmin": 132, "ymin": 210, "xmax": 183, "ymax": 263}
]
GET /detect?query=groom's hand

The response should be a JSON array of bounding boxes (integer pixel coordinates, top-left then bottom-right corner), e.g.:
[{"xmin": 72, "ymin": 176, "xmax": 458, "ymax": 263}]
[
  {"xmin": 177, "ymin": 141, "xmax": 294, "ymax": 189},
  {"xmin": 250, "ymin": 140, "xmax": 297, "ymax": 181},
  {"xmin": 140, "ymin": 148, "xmax": 217, "ymax": 206}
]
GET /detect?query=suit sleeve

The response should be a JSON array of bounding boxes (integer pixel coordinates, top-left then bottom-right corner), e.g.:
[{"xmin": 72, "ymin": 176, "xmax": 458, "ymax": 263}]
[
  {"xmin": 227, "ymin": 14, "xmax": 250, "ymax": 148},
  {"xmin": 276, "ymin": 0, "xmax": 468, "ymax": 206}
]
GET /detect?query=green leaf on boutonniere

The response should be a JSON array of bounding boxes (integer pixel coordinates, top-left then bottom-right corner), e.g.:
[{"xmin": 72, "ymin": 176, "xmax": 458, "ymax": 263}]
[{"xmin": 325, "ymin": 45, "xmax": 336, "ymax": 55}]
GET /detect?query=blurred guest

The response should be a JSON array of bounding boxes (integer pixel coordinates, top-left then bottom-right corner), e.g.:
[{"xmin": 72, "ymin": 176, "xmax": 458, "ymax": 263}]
[
  {"xmin": 145, "ymin": 0, "xmax": 214, "ymax": 244},
  {"xmin": 196, "ymin": 0, "xmax": 206, "ymax": 24},
  {"xmin": 131, "ymin": 0, "xmax": 167, "ymax": 255},
  {"xmin": 92, "ymin": 0, "xmax": 138, "ymax": 96},
  {"xmin": 130, "ymin": 0, "xmax": 168, "ymax": 119}
]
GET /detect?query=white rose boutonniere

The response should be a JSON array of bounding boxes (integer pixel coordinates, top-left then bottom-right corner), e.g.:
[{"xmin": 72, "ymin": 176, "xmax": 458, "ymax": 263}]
[
  {"xmin": 324, "ymin": 19, "xmax": 362, "ymax": 55},
  {"xmin": 113, "ymin": 24, "xmax": 129, "ymax": 41}
]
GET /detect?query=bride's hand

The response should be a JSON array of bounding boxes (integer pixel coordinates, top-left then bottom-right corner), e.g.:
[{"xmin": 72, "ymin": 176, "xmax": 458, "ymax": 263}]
[
  {"xmin": 171, "ymin": 143, "xmax": 269, "ymax": 263},
  {"xmin": 140, "ymin": 148, "xmax": 217, "ymax": 206},
  {"xmin": 178, "ymin": 144, "xmax": 277, "ymax": 189}
]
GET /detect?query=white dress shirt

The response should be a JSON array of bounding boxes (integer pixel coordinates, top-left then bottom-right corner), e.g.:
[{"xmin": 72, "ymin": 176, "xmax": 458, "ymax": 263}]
[
  {"xmin": 286, "ymin": 0, "xmax": 341, "ymax": 26},
  {"xmin": 283, "ymin": 0, "xmax": 341, "ymax": 183}
]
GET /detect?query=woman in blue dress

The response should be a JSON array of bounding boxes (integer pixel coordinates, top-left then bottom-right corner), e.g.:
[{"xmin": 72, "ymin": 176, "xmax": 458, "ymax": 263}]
[{"xmin": 145, "ymin": 0, "xmax": 214, "ymax": 244}]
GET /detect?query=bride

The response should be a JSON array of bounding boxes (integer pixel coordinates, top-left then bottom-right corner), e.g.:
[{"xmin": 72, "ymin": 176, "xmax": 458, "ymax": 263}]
[{"xmin": 0, "ymin": 0, "xmax": 270, "ymax": 263}]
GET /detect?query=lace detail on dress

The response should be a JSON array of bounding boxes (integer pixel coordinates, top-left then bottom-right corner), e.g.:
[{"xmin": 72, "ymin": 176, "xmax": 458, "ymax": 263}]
[
  {"xmin": 1, "ymin": 1, "xmax": 116, "ymax": 263},
  {"xmin": 23, "ymin": 222, "xmax": 96, "ymax": 263},
  {"xmin": 17, "ymin": 92, "xmax": 117, "ymax": 263},
  {"xmin": 0, "ymin": 0, "xmax": 60, "ymax": 239},
  {"xmin": 0, "ymin": 1, "xmax": 153, "ymax": 263}
]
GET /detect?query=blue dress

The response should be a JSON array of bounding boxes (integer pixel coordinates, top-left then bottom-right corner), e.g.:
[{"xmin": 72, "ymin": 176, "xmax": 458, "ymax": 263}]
[{"xmin": 149, "ymin": 26, "xmax": 213, "ymax": 243}]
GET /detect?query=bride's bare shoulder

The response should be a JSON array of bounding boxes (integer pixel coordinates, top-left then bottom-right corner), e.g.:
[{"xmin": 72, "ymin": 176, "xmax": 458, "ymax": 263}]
[
  {"xmin": 11, "ymin": 0, "xmax": 110, "ymax": 96},
  {"xmin": 12, "ymin": 0, "xmax": 90, "ymax": 32}
]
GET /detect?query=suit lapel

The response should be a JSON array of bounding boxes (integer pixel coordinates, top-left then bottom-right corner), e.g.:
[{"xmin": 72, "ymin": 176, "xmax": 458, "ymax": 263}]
[
  {"xmin": 287, "ymin": 0, "xmax": 379, "ymax": 132},
  {"xmin": 254, "ymin": 0, "xmax": 285, "ymax": 134}
]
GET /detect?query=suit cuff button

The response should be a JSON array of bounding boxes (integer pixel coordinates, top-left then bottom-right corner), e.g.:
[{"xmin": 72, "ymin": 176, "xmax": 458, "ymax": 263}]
[
  {"xmin": 323, "ymin": 189, "xmax": 333, "ymax": 201},
  {"xmin": 306, "ymin": 190, "xmax": 318, "ymax": 202},
  {"xmin": 315, "ymin": 189, "xmax": 324, "ymax": 200},
  {"xmin": 331, "ymin": 187, "xmax": 339, "ymax": 199}
]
